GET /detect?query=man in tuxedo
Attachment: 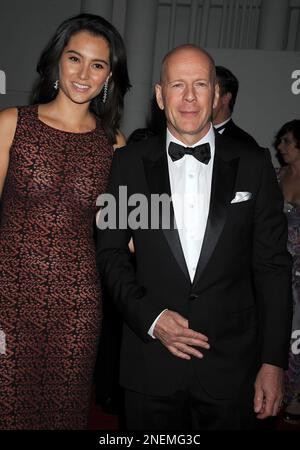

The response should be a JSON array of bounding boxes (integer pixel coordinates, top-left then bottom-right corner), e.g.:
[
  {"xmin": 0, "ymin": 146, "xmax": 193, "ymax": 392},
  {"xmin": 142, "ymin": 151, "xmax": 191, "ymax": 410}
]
[
  {"xmin": 213, "ymin": 65, "xmax": 258, "ymax": 145},
  {"xmin": 97, "ymin": 45, "xmax": 292, "ymax": 430}
]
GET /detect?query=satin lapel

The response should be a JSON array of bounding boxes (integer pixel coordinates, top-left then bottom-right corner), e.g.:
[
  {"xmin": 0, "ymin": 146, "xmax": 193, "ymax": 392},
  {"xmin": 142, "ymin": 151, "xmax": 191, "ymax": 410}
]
[
  {"xmin": 192, "ymin": 152, "xmax": 239, "ymax": 287},
  {"xmin": 143, "ymin": 142, "xmax": 190, "ymax": 282}
]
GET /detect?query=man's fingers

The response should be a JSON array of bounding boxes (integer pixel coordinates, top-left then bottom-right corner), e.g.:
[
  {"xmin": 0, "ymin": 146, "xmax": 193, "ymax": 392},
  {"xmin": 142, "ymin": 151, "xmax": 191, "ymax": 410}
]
[
  {"xmin": 265, "ymin": 394, "xmax": 282, "ymax": 417},
  {"xmin": 255, "ymin": 398, "xmax": 267, "ymax": 419},
  {"xmin": 176, "ymin": 335, "xmax": 210, "ymax": 349},
  {"xmin": 168, "ymin": 345, "xmax": 191, "ymax": 360},
  {"xmin": 180, "ymin": 332, "xmax": 209, "ymax": 347},
  {"xmin": 154, "ymin": 310, "xmax": 210, "ymax": 358},
  {"xmin": 166, "ymin": 328, "xmax": 210, "ymax": 349},
  {"xmin": 161, "ymin": 311, "xmax": 209, "ymax": 341},
  {"xmin": 256, "ymin": 395, "xmax": 280, "ymax": 419},
  {"xmin": 180, "ymin": 327, "xmax": 209, "ymax": 342},
  {"xmin": 254, "ymin": 364, "xmax": 284, "ymax": 420},
  {"xmin": 155, "ymin": 311, "xmax": 209, "ymax": 345},
  {"xmin": 260, "ymin": 398, "xmax": 273, "ymax": 418},
  {"xmin": 175, "ymin": 342, "xmax": 204, "ymax": 359},
  {"xmin": 254, "ymin": 387, "xmax": 264, "ymax": 414},
  {"xmin": 272, "ymin": 398, "xmax": 283, "ymax": 416}
]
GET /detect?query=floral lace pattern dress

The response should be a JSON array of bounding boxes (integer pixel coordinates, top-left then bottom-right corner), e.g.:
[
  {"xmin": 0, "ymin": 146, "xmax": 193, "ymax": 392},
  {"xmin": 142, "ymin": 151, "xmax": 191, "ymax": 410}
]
[
  {"xmin": 277, "ymin": 166, "xmax": 300, "ymax": 404},
  {"xmin": 0, "ymin": 105, "xmax": 113, "ymax": 429},
  {"xmin": 283, "ymin": 200, "xmax": 300, "ymax": 403}
]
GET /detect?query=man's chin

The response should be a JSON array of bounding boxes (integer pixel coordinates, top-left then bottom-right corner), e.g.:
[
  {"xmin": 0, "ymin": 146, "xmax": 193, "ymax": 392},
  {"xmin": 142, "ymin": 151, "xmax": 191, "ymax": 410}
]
[{"xmin": 177, "ymin": 126, "xmax": 211, "ymax": 137}]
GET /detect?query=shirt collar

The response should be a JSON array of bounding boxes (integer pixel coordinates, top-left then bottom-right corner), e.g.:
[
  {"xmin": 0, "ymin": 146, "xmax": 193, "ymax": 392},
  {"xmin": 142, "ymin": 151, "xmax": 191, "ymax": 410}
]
[
  {"xmin": 166, "ymin": 123, "xmax": 215, "ymax": 163},
  {"xmin": 214, "ymin": 116, "xmax": 231, "ymax": 130}
]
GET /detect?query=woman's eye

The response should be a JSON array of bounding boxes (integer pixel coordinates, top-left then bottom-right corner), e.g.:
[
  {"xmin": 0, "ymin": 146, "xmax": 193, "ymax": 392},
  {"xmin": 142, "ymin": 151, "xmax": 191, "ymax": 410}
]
[
  {"xmin": 69, "ymin": 56, "xmax": 79, "ymax": 62},
  {"xmin": 93, "ymin": 63, "xmax": 104, "ymax": 70}
]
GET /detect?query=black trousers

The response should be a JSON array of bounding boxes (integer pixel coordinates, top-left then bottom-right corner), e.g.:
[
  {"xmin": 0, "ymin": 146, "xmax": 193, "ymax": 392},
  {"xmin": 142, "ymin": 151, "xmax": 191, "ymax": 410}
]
[{"xmin": 125, "ymin": 364, "xmax": 257, "ymax": 430}]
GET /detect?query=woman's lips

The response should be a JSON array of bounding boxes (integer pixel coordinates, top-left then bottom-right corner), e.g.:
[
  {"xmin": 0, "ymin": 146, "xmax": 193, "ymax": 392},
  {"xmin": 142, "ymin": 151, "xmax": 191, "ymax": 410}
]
[{"xmin": 72, "ymin": 82, "xmax": 90, "ymax": 92}]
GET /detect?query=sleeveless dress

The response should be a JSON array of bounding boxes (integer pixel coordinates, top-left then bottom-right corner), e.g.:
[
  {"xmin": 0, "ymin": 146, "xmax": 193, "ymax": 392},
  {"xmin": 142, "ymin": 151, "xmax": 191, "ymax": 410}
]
[
  {"xmin": 283, "ymin": 200, "xmax": 300, "ymax": 404},
  {"xmin": 0, "ymin": 105, "xmax": 113, "ymax": 429},
  {"xmin": 276, "ymin": 170, "xmax": 300, "ymax": 404}
]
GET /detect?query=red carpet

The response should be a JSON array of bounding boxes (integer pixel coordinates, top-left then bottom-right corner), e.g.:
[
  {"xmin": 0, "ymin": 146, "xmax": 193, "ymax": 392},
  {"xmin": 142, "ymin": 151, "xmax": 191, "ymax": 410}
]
[
  {"xmin": 88, "ymin": 402, "xmax": 119, "ymax": 430},
  {"xmin": 88, "ymin": 390, "xmax": 119, "ymax": 430}
]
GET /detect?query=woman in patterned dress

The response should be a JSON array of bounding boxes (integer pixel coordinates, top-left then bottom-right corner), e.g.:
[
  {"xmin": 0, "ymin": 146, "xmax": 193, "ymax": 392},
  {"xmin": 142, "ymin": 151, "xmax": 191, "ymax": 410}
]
[
  {"xmin": 275, "ymin": 120, "xmax": 300, "ymax": 423},
  {"xmin": 0, "ymin": 13, "xmax": 130, "ymax": 429}
]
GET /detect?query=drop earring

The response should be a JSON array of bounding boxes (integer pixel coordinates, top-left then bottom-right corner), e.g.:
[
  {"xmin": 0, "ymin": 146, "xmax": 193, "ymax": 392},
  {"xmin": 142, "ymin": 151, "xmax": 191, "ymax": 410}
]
[
  {"xmin": 54, "ymin": 80, "xmax": 59, "ymax": 90},
  {"xmin": 102, "ymin": 80, "xmax": 108, "ymax": 103}
]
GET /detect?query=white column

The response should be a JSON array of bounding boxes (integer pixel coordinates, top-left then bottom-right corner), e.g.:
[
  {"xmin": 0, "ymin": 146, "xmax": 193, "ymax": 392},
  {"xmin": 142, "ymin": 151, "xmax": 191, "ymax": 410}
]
[
  {"xmin": 80, "ymin": 0, "xmax": 113, "ymax": 21},
  {"xmin": 122, "ymin": 0, "xmax": 158, "ymax": 136},
  {"xmin": 257, "ymin": 0, "xmax": 290, "ymax": 50}
]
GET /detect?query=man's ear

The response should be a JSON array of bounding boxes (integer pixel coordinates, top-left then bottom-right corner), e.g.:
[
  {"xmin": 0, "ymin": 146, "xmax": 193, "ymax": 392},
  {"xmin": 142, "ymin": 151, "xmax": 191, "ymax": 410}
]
[
  {"xmin": 213, "ymin": 83, "xmax": 220, "ymax": 109},
  {"xmin": 223, "ymin": 92, "xmax": 232, "ymax": 106},
  {"xmin": 155, "ymin": 84, "xmax": 164, "ymax": 110}
]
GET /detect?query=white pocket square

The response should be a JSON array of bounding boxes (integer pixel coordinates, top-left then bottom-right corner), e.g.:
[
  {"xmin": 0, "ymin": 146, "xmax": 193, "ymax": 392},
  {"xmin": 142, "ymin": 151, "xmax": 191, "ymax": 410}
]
[{"xmin": 231, "ymin": 192, "xmax": 252, "ymax": 204}]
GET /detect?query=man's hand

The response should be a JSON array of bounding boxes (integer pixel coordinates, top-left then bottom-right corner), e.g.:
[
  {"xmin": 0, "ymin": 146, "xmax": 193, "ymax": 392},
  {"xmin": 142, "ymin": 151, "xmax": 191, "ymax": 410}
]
[
  {"xmin": 254, "ymin": 363, "xmax": 284, "ymax": 419},
  {"xmin": 153, "ymin": 310, "xmax": 209, "ymax": 360}
]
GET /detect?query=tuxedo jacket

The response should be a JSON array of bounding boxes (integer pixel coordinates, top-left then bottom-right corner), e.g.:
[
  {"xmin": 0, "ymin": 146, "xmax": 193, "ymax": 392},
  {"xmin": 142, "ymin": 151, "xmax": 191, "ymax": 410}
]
[
  {"xmin": 97, "ymin": 131, "xmax": 292, "ymax": 399},
  {"xmin": 221, "ymin": 118, "xmax": 258, "ymax": 146}
]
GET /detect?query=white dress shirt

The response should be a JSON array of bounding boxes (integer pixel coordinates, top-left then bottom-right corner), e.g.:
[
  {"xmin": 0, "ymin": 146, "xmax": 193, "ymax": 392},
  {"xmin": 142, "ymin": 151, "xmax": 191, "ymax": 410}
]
[{"xmin": 148, "ymin": 124, "xmax": 215, "ymax": 337}]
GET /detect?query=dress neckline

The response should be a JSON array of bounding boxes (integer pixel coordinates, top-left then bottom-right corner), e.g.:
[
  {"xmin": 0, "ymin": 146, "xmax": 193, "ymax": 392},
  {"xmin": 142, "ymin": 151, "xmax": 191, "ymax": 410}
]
[{"xmin": 34, "ymin": 104, "xmax": 99, "ymax": 136}]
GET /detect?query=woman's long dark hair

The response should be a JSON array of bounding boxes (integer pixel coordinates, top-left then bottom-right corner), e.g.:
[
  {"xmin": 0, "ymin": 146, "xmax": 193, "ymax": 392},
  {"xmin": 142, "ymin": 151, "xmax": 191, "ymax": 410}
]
[{"xmin": 31, "ymin": 13, "xmax": 131, "ymax": 144}]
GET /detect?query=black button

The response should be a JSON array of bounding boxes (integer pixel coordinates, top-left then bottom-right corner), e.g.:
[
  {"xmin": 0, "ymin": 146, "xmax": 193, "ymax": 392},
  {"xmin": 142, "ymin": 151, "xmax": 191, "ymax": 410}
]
[{"xmin": 189, "ymin": 294, "xmax": 198, "ymax": 301}]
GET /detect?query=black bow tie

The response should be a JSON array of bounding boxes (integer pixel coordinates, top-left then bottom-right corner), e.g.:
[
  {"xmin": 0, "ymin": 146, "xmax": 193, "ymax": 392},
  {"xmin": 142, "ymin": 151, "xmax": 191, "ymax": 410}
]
[{"xmin": 168, "ymin": 142, "xmax": 211, "ymax": 164}]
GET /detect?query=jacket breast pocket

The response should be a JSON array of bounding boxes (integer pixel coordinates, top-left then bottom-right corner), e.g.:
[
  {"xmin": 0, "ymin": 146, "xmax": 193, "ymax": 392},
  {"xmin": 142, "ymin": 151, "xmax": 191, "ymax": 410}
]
[{"xmin": 229, "ymin": 198, "xmax": 253, "ymax": 208}]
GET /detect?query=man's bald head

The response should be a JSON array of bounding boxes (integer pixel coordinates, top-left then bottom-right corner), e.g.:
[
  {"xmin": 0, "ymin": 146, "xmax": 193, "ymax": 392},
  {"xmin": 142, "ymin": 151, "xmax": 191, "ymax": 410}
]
[
  {"xmin": 155, "ymin": 44, "xmax": 219, "ymax": 146},
  {"xmin": 160, "ymin": 44, "xmax": 216, "ymax": 85}
]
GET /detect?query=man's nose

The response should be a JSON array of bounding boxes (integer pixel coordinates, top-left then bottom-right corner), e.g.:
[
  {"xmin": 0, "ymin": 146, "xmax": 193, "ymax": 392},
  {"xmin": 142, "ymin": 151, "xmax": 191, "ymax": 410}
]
[{"xmin": 184, "ymin": 86, "xmax": 196, "ymax": 101}]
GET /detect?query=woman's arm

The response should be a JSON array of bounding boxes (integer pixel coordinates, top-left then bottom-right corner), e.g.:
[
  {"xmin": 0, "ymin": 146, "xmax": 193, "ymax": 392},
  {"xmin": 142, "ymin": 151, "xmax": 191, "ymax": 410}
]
[{"xmin": 0, "ymin": 108, "xmax": 18, "ymax": 197}]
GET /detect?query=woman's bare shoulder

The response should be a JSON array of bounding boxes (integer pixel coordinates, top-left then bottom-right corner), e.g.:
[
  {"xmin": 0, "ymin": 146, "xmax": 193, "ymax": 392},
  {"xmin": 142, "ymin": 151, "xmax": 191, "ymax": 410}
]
[
  {"xmin": 0, "ymin": 107, "xmax": 18, "ymax": 143},
  {"xmin": 0, "ymin": 107, "xmax": 18, "ymax": 122}
]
